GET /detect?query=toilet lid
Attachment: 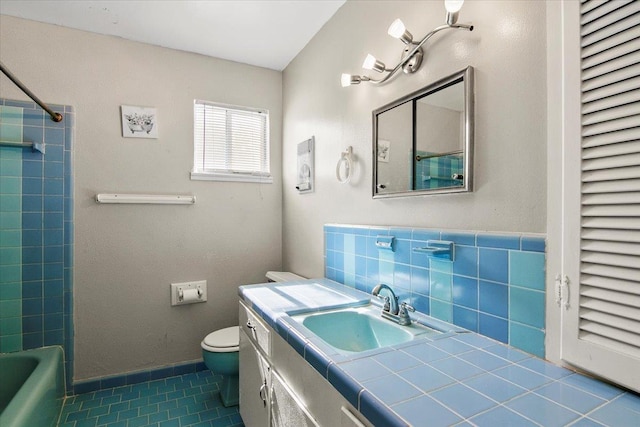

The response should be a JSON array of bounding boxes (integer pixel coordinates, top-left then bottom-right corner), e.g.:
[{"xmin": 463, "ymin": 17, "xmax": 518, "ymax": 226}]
[{"xmin": 203, "ymin": 326, "xmax": 239, "ymax": 349}]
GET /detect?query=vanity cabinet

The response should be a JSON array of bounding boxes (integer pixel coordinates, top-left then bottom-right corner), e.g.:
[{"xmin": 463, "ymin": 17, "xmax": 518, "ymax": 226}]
[
  {"xmin": 239, "ymin": 329, "xmax": 270, "ymax": 427},
  {"xmin": 239, "ymin": 301, "xmax": 371, "ymax": 427},
  {"xmin": 271, "ymin": 370, "xmax": 318, "ymax": 427}
]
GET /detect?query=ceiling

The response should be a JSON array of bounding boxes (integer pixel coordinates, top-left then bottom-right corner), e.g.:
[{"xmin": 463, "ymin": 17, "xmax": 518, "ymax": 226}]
[{"xmin": 0, "ymin": 0, "xmax": 346, "ymax": 71}]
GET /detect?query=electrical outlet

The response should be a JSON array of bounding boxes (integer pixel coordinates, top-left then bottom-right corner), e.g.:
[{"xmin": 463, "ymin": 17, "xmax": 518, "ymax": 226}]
[{"xmin": 170, "ymin": 280, "xmax": 207, "ymax": 306}]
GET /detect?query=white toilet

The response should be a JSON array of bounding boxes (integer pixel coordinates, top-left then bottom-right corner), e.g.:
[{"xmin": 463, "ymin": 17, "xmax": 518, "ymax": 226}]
[
  {"xmin": 201, "ymin": 271, "xmax": 304, "ymax": 407},
  {"xmin": 201, "ymin": 326, "xmax": 240, "ymax": 407}
]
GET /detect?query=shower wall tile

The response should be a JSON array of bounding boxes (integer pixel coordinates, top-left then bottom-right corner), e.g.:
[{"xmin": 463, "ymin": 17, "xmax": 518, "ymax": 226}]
[
  {"xmin": 0, "ymin": 99, "xmax": 74, "ymax": 389},
  {"xmin": 324, "ymin": 224, "xmax": 546, "ymax": 357}
]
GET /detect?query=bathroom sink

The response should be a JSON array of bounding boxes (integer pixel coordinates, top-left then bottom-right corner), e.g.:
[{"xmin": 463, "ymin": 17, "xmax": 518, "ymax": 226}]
[{"xmin": 290, "ymin": 304, "xmax": 442, "ymax": 353}]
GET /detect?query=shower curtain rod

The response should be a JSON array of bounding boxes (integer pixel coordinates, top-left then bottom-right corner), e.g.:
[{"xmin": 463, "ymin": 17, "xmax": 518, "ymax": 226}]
[{"xmin": 0, "ymin": 61, "xmax": 63, "ymax": 122}]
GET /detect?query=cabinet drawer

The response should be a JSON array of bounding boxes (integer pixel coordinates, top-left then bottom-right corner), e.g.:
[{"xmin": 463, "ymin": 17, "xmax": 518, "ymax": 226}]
[{"xmin": 240, "ymin": 300, "xmax": 271, "ymax": 357}]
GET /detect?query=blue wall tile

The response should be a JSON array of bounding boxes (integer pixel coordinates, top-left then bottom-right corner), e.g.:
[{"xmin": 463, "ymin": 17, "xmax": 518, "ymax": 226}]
[
  {"xmin": 522, "ymin": 236, "xmax": 546, "ymax": 252},
  {"xmin": 22, "ymin": 178, "xmax": 42, "ymax": 194},
  {"xmin": 393, "ymin": 263, "xmax": 411, "ymax": 291},
  {"xmin": 355, "ymin": 255, "xmax": 367, "ymax": 277},
  {"xmin": 411, "ymin": 267, "xmax": 429, "ymax": 296},
  {"xmin": 395, "ymin": 239, "xmax": 411, "ymax": 265},
  {"xmin": 344, "ymin": 234, "xmax": 355, "ymax": 254},
  {"xmin": 411, "ymin": 294, "xmax": 430, "ymax": 315},
  {"xmin": 510, "ymin": 251, "xmax": 545, "ymax": 290},
  {"xmin": 479, "ymin": 314, "xmax": 508, "ymax": 343},
  {"xmin": 431, "ymin": 300, "xmax": 453, "ymax": 323},
  {"xmin": 479, "ymin": 249, "xmax": 509, "ymax": 283},
  {"xmin": 334, "ymin": 233, "xmax": 344, "ymax": 251},
  {"xmin": 453, "ymin": 275, "xmax": 478, "ymax": 309},
  {"xmin": 453, "ymin": 245, "xmax": 478, "ymax": 277},
  {"xmin": 324, "ymin": 224, "xmax": 546, "ymax": 357},
  {"xmin": 22, "ymin": 161, "xmax": 43, "ymax": 178},
  {"xmin": 510, "ymin": 287, "xmax": 545, "ymax": 329},
  {"xmin": 453, "ymin": 306, "xmax": 478, "ymax": 331},
  {"xmin": 441, "ymin": 232, "xmax": 475, "ymax": 246},
  {"xmin": 22, "ymin": 195, "xmax": 42, "ymax": 212},
  {"xmin": 431, "ymin": 271, "xmax": 452, "ymax": 302},
  {"xmin": 412, "ymin": 230, "xmax": 440, "ymax": 241},
  {"xmin": 479, "ymin": 280, "xmax": 508, "ymax": 318},
  {"xmin": 0, "ymin": 100, "xmax": 74, "ymax": 389},
  {"xmin": 477, "ymin": 234, "xmax": 520, "ymax": 250},
  {"xmin": 379, "ymin": 259, "xmax": 394, "ymax": 283},
  {"xmin": 325, "ymin": 231, "xmax": 334, "ymax": 251}
]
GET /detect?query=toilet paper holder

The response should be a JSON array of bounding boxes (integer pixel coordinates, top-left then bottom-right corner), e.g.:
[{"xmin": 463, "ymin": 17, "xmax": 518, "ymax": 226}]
[
  {"xmin": 171, "ymin": 280, "xmax": 208, "ymax": 306},
  {"xmin": 179, "ymin": 287, "xmax": 202, "ymax": 301}
]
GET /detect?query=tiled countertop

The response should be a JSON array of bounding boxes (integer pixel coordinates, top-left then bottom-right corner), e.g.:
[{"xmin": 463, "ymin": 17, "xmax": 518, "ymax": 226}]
[{"xmin": 239, "ymin": 279, "xmax": 640, "ymax": 427}]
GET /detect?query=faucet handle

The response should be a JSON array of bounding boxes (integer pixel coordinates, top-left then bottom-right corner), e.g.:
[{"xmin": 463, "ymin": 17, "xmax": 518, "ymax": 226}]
[
  {"xmin": 400, "ymin": 302, "xmax": 415, "ymax": 314},
  {"xmin": 382, "ymin": 296, "xmax": 391, "ymax": 312},
  {"xmin": 398, "ymin": 302, "xmax": 415, "ymax": 326}
]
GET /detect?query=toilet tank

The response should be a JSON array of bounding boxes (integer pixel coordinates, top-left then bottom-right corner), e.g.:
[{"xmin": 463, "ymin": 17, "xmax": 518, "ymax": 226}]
[{"xmin": 265, "ymin": 271, "xmax": 305, "ymax": 283}]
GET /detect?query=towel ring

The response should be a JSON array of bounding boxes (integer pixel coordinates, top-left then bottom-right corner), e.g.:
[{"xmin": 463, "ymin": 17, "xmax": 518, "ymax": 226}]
[{"xmin": 336, "ymin": 146, "xmax": 353, "ymax": 184}]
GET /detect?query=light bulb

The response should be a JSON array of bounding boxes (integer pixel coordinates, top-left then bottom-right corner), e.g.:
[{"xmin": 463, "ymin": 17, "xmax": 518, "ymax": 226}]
[
  {"xmin": 445, "ymin": 0, "xmax": 464, "ymax": 13},
  {"xmin": 362, "ymin": 54, "xmax": 387, "ymax": 73},
  {"xmin": 387, "ymin": 18, "xmax": 413, "ymax": 44},
  {"xmin": 341, "ymin": 73, "xmax": 353, "ymax": 87},
  {"xmin": 387, "ymin": 19, "xmax": 406, "ymax": 39},
  {"xmin": 362, "ymin": 54, "xmax": 377, "ymax": 70}
]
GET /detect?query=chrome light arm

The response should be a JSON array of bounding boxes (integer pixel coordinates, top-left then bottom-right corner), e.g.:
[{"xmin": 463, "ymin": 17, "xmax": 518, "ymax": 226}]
[{"xmin": 366, "ymin": 23, "xmax": 473, "ymax": 86}]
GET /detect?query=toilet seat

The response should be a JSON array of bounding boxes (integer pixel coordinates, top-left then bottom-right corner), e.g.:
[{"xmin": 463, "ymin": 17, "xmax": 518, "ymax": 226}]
[{"xmin": 201, "ymin": 326, "xmax": 239, "ymax": 353}]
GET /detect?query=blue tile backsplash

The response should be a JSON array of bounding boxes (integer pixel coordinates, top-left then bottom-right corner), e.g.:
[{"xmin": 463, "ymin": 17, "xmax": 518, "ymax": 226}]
[
  {"xmin": 324, "ymin": 224, "xmax": 546, "ymax": 357},
  {"xmin": 0, "ymin": 98, "xmax": 74, "ymax": 389}
]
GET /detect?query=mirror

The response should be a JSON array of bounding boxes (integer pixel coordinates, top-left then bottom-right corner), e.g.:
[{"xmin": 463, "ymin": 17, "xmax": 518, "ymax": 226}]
[{"xmin": 373, "ymin": 66, "xmax": 474, "ymax": 198}]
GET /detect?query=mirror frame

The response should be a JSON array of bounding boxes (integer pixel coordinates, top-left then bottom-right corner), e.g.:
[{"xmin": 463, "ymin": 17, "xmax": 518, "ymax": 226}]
[{"xmin": 372, "ymin": 66, "xmax": 474, "ymax": 198}]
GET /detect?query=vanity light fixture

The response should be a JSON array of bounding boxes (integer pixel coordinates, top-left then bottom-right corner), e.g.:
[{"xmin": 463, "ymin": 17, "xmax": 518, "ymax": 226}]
[{"xmin": 341, "ymin": 0, "xmax": 473, "ymax": 87}]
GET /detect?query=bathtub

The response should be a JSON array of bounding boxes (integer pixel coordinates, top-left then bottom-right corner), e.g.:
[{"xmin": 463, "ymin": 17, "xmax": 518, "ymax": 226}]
[{"xmin": 0, "ymin": 346, "xmax": 65, "ymax": 427}]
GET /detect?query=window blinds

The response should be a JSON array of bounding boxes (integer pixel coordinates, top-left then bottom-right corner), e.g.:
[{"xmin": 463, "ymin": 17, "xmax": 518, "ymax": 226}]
[
  {"xmin": 193, "ymin": 100, "xmax": 270, "ymax": 180},
  {"xmin": 579, "ymin": 0, "xmax": 640, "ymax": 357}
]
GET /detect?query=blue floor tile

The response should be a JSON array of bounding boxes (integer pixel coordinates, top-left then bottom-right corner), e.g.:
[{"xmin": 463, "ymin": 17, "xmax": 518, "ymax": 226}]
[{"xmin": 61, "ymin": 370, "xmax": 244, "ymax": 427}]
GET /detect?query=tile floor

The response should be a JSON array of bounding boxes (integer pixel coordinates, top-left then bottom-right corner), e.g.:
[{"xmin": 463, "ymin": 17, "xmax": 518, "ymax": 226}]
[{"xmin": 59, "ymin": 370, "xmax": 244, "ymax": 427}]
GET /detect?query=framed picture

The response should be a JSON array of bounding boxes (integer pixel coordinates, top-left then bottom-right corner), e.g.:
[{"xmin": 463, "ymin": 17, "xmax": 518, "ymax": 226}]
[
  {"xmin": 121, "ymin": 105, "xmax": 158, "ymax": 139},
  {"xmin": 377, "ymin": 139, "xmax": 390, "ymax": 162}
]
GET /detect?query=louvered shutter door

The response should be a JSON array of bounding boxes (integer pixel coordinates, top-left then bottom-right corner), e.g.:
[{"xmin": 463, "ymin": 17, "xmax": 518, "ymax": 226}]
[{"xmin": 562, "ymin": 0, "xmax": 640, "ymax": 392}]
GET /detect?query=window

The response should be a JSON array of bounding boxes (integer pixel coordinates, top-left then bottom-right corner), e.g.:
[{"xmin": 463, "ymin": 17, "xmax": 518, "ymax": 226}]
[{"xmin": 192, "ymin": 100, "xmax": 271, "ymax": 183}]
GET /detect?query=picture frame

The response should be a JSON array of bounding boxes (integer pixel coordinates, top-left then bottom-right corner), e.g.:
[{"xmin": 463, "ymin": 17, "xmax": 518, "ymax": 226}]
[
  {"xmin": 377, "ymin": 139, "xmax": 390, "ymax": 162},
  {"xmin": 121, "ymin": 105, "xmax": 158, "ymax": 139}
]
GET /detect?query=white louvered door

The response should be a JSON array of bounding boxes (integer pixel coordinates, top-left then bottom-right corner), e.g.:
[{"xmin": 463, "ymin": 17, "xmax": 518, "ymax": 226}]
[{"xmin": 561, "ymin": 0, "xmax": 640, "ymax": 392}]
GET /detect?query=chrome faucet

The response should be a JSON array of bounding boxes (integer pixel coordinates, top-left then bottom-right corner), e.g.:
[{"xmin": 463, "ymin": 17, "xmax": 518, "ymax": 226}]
[
  {"xmin": 372, "ymin": 283, "xmax": 399, "ymax": 315},
  {"xmin": 372, "ymin": 284, "xmax": 415, "ymax": 326}
]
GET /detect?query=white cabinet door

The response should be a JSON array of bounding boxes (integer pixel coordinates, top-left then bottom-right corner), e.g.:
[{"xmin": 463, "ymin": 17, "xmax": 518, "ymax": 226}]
[
  {"xmin": 270, "ymin": 371, "xmax": 318, "ymax": 427},
  {"xmin": 556, "ymin": 0, "xmax": 640, "ymax": 393},
  {"xmin": 239, "ymin": 329, "xmax": 270, "ymax": 427}
]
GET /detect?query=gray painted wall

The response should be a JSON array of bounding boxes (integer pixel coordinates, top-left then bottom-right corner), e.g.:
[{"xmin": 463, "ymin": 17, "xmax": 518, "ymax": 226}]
[
  {"xmin": 0, "ymin": 0, "xmax": 548, "ymax": 380},
  {"xmin": 282, "ymin": 0, "xmax": 547, "ymax": 278},
  {"xmin": 0, "ymin": 15, "xmax": 283, "ymax": 380}
]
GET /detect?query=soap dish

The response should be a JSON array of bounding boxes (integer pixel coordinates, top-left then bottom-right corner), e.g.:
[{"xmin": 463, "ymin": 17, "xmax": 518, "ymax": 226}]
[{"xmin": 412, "ymin": 240, "xmax": 454, "ymax": 261}]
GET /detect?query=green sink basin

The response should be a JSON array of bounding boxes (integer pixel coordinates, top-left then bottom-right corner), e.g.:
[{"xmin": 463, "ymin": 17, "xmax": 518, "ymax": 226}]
[{"xmin": 291, "ymin": 305, "xmax": 441, "ymax": 353}]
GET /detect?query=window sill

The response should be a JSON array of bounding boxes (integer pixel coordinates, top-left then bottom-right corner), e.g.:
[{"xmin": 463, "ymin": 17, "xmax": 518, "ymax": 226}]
[{"xmin": 190, "ymin": 171, "xmax": 273, "ymax": 184}]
